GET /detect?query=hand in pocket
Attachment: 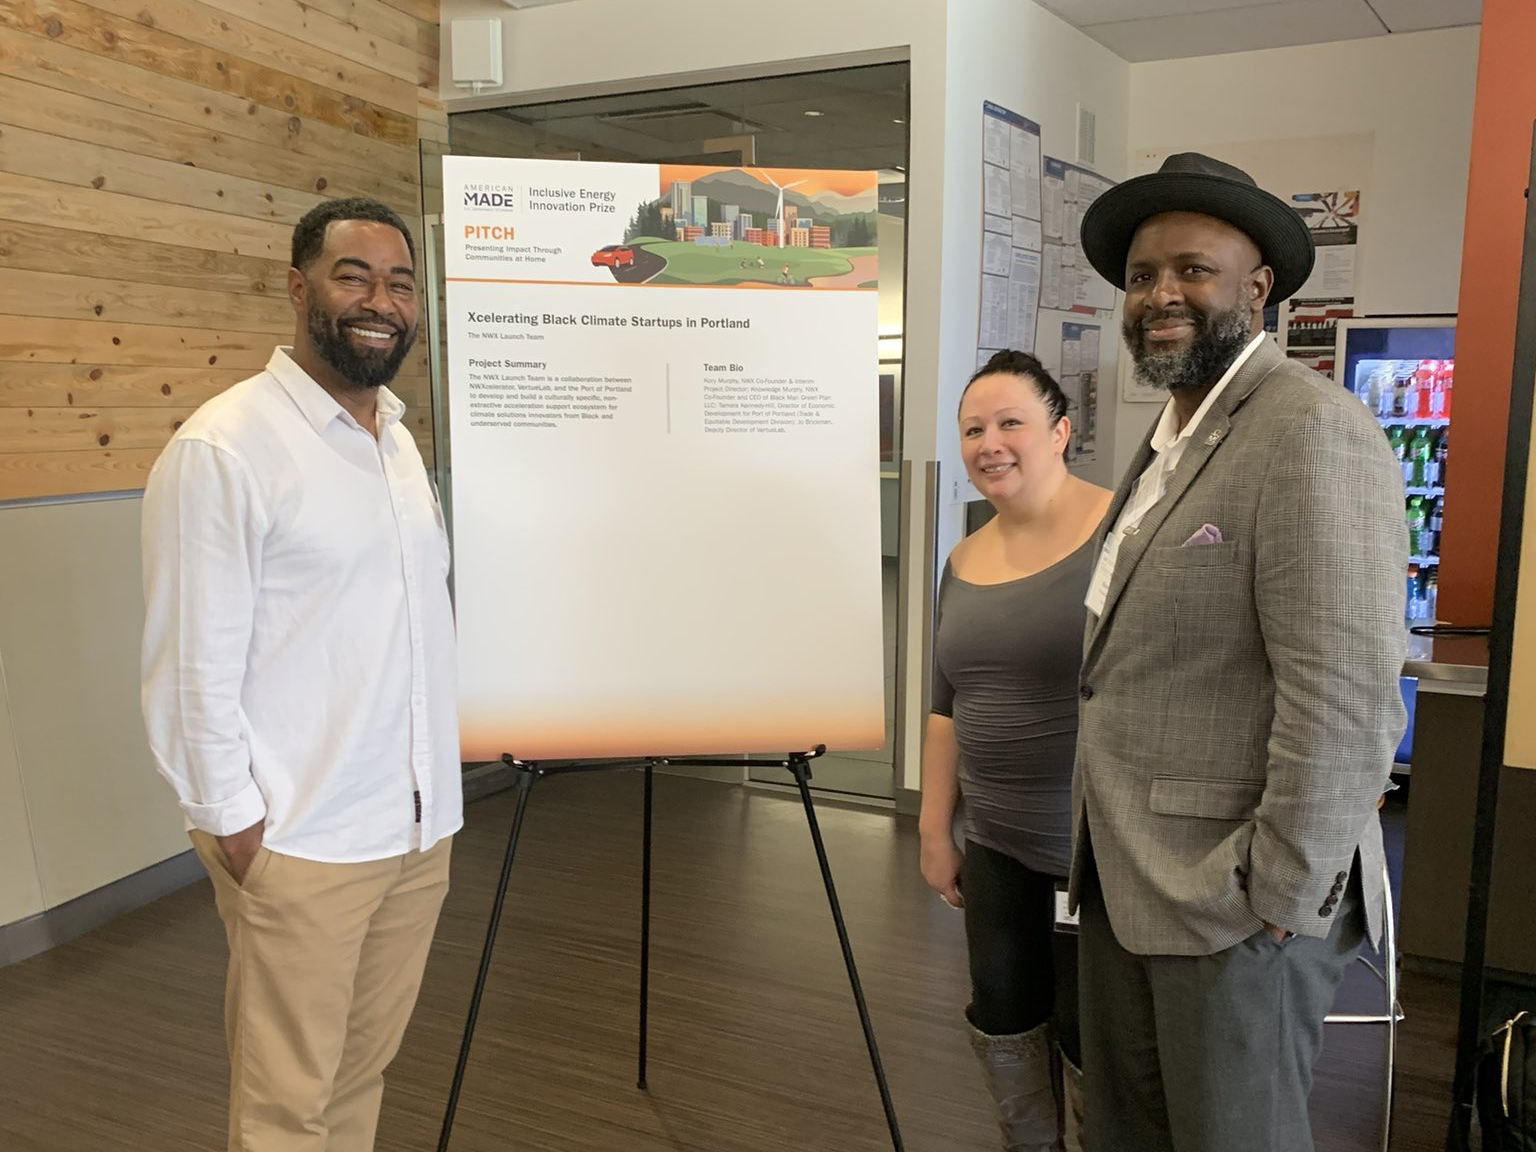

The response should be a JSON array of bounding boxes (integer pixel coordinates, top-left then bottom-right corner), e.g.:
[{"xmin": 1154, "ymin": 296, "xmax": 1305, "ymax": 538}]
[{"xmin": 218, "ymin": 820, "xmax": 266, "ymax": 885}]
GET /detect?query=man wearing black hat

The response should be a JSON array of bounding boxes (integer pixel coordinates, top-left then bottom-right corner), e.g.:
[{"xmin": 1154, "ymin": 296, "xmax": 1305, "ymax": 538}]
[{"xmin": 1066, "ymin": 154, "xmax": 1406, "ymax": 1150}]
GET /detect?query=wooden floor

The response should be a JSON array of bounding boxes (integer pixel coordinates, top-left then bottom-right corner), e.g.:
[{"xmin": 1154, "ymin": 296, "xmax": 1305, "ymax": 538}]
[{"xmin": 0, "ymin": 772, "xmax": 1461, "ymax": 1151}]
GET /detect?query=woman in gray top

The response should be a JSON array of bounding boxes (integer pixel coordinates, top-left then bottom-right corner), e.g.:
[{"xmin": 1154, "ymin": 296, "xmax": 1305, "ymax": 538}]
[{"xmin": 920, "ymin": 350, "xmax": 1110, "ymax": 1152}]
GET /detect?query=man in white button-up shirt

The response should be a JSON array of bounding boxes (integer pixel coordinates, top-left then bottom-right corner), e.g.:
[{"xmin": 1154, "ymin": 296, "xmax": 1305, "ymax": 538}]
[{"xmin": 142, "ymin": 197, "xmax": 462, "ymax": 1152}]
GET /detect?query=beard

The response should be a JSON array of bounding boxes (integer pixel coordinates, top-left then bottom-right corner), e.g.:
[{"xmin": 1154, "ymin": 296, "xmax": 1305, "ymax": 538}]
[
  {"xmin": 306, "ymin": 298, "xmax": 417, "ymax": 390},
  {"xmin": 1122, "ymin": 297, "xmax": 1253, "ymax": 393}
]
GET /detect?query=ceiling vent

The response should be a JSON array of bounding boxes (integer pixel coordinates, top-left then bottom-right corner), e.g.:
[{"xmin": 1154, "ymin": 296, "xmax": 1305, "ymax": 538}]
[{"xmin": 1076, "ymin": 103, "xmax": 1097, "ymax": 168}]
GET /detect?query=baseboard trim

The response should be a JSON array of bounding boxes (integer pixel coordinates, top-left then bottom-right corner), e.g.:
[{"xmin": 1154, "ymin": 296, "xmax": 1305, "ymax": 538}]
[{"xmin": 0, "ymin": 848, "xmax": 206, "ymax": 969}]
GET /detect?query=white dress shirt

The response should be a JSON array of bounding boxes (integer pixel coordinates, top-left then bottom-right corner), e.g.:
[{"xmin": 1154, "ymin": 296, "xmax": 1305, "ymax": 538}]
[
  {"xmin": 142, "ymin": 348, "xmax": 462, "ymax": 862},
  {"xmin": 1086, "ymin": 332, "xmax": 1267, "ymax": 617}
]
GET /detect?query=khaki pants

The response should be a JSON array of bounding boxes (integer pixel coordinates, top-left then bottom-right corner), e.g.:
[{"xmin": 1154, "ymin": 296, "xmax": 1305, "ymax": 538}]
[{"xmin": 190, "ymin": 831, "xmax": 452, "ymax": 1152}]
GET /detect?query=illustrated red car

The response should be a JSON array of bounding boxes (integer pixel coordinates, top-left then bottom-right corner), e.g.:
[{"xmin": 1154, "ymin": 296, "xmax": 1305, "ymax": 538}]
[{"xmin": 591, "ymin": 244, "xmax": 636, "ymax": 268}]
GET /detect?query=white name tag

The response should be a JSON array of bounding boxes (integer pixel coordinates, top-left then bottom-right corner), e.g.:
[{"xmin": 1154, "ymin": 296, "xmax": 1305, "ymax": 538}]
[
  {"xmin": 1084, "ymin": 536, "xmax": 1116, "ymax": 617},
  {"xmin": 1054, "ymin": 884, "xmax": 1079, "ymax": 933}
]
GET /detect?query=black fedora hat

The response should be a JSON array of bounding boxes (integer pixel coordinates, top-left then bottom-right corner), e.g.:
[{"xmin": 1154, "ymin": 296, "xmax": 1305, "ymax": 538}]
[{"xmin": 1080, "ymin": 152, "xmax": 1315, "ymax": 305}]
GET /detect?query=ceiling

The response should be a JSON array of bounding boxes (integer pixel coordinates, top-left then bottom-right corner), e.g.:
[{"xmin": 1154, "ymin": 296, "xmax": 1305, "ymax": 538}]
[
  {"xmin": 453, "ymin": 64, "xmax": 911, "ymax": 180},
  {"xmin": 485, "ymin": 0, "xmax": 1481, "ymax": 66},
  {"xmin": 1035, "ymin": 0, "xmax": 1481, "ymax": 61}
]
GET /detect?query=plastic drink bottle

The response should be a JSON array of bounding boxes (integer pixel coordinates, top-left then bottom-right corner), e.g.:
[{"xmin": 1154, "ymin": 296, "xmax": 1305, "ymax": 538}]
[
  {"xmin": 1410, "ymin": 426, "xmax": 1432, "ymax": 487},
  {"xmin": 1386, "ymin": 426, "xmax": 1407, "ymax": 483}
]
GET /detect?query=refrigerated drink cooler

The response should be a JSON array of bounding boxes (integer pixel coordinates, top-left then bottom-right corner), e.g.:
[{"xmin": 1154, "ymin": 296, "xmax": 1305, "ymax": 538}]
[
  {"xmin": 1334, "ymin": 316, "xmax": 1456, "ymax": 770},
  {"xmin": 1334, "ymin": 316, "xmax": 1456, "ymax": 626}
]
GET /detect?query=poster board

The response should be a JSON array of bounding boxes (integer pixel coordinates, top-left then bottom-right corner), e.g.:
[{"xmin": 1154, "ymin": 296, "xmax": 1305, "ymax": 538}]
[{"xmin": 443, "ymin": 157, "xmax": 885, "ymax": 760}]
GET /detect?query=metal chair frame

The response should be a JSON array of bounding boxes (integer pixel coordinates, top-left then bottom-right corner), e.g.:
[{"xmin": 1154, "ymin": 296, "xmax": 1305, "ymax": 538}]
[{"xmin": 1323, "ymin": 861, "xmax": 1403, "ymax": 1152}]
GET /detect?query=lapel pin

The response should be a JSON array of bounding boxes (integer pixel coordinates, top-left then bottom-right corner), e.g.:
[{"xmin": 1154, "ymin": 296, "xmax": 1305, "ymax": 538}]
[{"xmin": 1205, "ymin": 429, "xmax": 1223, "ymax": 446}]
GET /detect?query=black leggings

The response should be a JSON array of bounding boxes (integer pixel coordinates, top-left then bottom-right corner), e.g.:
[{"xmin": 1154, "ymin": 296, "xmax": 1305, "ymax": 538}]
[{"xmin": 962, "ymin": 839, "xmax": 1080, "ymax": 1067}]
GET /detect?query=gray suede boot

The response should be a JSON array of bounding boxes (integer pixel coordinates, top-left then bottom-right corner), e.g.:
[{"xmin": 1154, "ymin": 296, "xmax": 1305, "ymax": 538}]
[
  {"xmin": 966, "ymin": 1018, "xmax": 1065, "ymax": 1152},
  {"xmin": 1060, "ymin": 1050, "xmax": 1084, "ymax": 1152}
]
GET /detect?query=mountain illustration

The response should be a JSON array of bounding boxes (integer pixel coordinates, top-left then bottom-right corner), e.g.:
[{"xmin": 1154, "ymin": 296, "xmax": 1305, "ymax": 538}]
[
  {"xmin": 686, "ymin": 171, "xmax": 876, "ymax": 222},
  {"xmin": 804, "ymin": 188, "xmax": 880, "ymax": 214}
]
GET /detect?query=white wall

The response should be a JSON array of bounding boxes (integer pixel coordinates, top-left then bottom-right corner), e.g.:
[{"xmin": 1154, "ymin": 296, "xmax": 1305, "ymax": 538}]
[
  {"xmin": 0, "ymin": 668, "xmax": 44, "ymax": 926},
  {"xmin": 902, "ymin": 1, "xmax": 1129, "ymax": 789},
  {"xmin": 0, "ymin": 498, "xmax": 187, "ymax": 925},
  {"xmin": 440, "ymin": 0, "xmax": 924, "ymax": 104},
  {"xmin": 1121, "ymin": 27, "xmax": 1479, "ymax": 478},
  {"xmin": 927, "ymin": 0, "xmax": 1130, "ymax": 499}
]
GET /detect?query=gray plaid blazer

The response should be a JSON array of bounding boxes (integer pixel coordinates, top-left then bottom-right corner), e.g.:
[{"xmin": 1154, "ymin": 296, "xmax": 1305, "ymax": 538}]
[{"xmin": 1067, "ymin": 337, "xmax": 1407, "ymax": 956}]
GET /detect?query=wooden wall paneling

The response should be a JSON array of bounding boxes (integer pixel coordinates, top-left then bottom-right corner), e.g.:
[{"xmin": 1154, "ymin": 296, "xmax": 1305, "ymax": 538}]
[
  {"xmin": 399, "ymin": 346, "xmax": 431, "ymax": 382},
  {"xmin": 0, "ymin": 0, "xmax": 437, "ymax": 499},
  {"xmin": 415, "ymin": 21, "xmax": 439, "ymax": 89},
  {"xmin": 0, "ymin": 318, "xmax": 278, "ymax": 372},
  {"xmin": 0, "ymin": 32, "xmax": 421, "ymax": 194},
  {"xmin": 0, "ymin": 407, "xmax": 199, "ymax": 454},
  {"xmin": 413, "ymin": 426, "xmax": 434, "ymax": 466},
  {"xmin": 0, "ymin": 74, "xmax": 418, "ymax": 213},
  {"xmin": 0, "ymin": 221, "xmax": 289, "ymax": 299},
  {"xmin": 0, "ymin": 171, "xmax": 290, "ymax": 259},
  {"xmin": 0, "ymin": 448, "xmax": 163, "ymax": 498},
  {"xmin": 232, "ymin": 0, "xmax": 427, "ymax": 57},
  {"xmin": 377, "ymin": 0, "xmax": 437, "ymax": 28},
  {"xmin": 0, "ymin": 367, "xmax": 428, "ymax": 414},
  {"xmin": 185, "ymin": 0, "xmax": 419, "ymax": 85},
  {"xmin": 418, "ymin": 98, "xmax": 449, "ymax": 147},
  {"xmin": 0, "ymin": 122, "xmax": 325, "ymax": 226},
  {"xmin": 390, "ymin": 376, "xmax": 431, "ymax": 409},
  {"xmin": 0, "ymin": 365, "xmax": 252, "ymax": 409},
  {"xmin": 82, "ymin": 0, "xmax": 420, "ymax": 117},
  {"xmin": 10, "ymin": 0, "xmax": 418, "ymax": 144},
  {"xmin": 413, "ymin": 19, "xmax": 437, "ymax": 65},
  {"xmin": 1, "ymin": 325, "xmax": 429, "ymax": 375},
  {"xmin": 0, "ymin": 268, "xmax": 293, "ymax": 334}
]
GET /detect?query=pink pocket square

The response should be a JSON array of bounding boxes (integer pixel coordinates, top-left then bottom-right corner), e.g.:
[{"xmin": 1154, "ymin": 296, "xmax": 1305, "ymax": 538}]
[{"xmin": 1182, "ymin": 524, "xmax": 1223, "ymax": 547}]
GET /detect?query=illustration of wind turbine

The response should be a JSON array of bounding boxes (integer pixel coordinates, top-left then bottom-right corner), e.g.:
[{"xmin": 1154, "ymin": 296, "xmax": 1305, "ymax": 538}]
[{"xmin": 753, "ymin": 169, "xmax": 805, "ymax": 249}]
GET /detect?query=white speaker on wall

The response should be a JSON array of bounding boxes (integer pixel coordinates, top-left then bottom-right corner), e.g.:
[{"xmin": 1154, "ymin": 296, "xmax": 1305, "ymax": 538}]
[{"xmin": 451, "ymin": 18, "xmax": 503, "ymax": 91}]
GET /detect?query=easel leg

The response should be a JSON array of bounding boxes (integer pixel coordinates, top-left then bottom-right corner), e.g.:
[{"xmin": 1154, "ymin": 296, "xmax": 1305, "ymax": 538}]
[
  {"xmin": 437, "ymin": 764, "xmax": 539, "ymax": 1152},
  {"xmin": 638, "ymin": 760, "xmax": 654, "ymax": 1091},
  {"xmin": 789, "ymin": 757, "xmax": 905, "ymax": 1152}
]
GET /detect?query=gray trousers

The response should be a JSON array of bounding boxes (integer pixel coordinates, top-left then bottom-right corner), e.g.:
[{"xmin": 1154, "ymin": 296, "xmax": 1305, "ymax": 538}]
[{"xmin": 1078, "ymin": 861, "xmax": 1365, "ymax": 1152}]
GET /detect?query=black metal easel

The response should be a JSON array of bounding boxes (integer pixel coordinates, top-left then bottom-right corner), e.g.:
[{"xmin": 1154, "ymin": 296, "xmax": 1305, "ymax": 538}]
[{"xmin": 436, "ymin": 745, "xmax": 905, "ymax": 1152}]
